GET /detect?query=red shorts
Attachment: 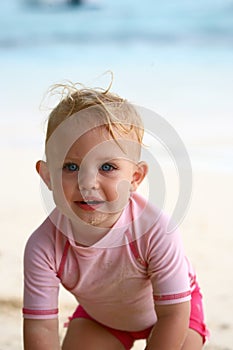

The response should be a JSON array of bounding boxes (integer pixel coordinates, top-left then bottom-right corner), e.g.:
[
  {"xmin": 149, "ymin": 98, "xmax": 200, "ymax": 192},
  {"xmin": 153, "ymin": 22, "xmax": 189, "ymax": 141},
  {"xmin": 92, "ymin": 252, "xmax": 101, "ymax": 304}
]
[{"xmin": 69, "ymin": 285, "xmax": 209, "ymax": 350}]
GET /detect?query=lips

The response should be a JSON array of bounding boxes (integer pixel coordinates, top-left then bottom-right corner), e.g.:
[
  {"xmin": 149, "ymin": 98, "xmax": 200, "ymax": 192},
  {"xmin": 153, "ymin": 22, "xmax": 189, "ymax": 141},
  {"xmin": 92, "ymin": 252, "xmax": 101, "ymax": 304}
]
[{"xmin": 75, "ymin": 200, "xmax": 105, "ymax": 211}]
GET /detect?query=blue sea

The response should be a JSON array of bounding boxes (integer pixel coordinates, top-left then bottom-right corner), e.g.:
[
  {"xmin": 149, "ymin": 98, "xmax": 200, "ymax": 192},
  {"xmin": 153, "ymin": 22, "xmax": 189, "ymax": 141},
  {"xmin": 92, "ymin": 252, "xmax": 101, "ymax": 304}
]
[
  {"xmin": 1, "ymin": 0, "xmax": 233, "ymax": 47},
  {"xmin": 1, "ymin": 0, "xmax": 233, "ymax": 172},
  {"xmin": 1, "ymin": 0, "xmax": 233, "ymax": 46}
]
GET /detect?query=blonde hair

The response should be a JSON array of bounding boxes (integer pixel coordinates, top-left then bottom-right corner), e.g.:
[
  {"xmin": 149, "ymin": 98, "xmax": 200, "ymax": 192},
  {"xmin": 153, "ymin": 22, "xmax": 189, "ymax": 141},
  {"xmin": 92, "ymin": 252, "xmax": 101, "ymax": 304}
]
[{"xmin": 45, "ymin": 81, "xmax": 144, "ymax": 146}]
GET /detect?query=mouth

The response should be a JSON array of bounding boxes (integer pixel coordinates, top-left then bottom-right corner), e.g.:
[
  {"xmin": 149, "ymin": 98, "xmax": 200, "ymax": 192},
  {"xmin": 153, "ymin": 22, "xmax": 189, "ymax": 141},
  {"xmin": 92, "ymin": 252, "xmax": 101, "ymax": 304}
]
[{"xmin": 75, "ymin": 200, "xmax": 105, "ymax": 211}]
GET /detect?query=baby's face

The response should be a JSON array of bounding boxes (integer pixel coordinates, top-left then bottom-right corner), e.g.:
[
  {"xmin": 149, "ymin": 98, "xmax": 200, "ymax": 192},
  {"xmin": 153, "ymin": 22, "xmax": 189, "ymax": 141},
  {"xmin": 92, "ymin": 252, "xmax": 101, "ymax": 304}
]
[{"xmin": 47, "ymin": 126, "xmax": 144, "ymax": 228}]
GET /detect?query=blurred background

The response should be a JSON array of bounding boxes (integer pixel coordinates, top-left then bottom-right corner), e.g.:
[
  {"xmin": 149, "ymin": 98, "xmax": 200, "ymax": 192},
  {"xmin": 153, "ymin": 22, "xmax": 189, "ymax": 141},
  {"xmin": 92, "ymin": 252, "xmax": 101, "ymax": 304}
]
[
  {"xmin": 0, "ymin": 0, "xmax": 233, "ymax": 168},
  {"xmin": 0, "ymin": 0, "xmax": 233, "ymax": 349}
]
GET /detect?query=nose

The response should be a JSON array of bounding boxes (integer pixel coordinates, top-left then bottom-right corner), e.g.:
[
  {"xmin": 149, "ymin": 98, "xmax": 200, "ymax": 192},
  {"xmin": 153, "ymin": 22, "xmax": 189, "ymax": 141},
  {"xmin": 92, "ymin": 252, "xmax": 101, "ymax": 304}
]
[{"xmin": 78, "ymin": 168, "xmax": 99, "ymax": 191}]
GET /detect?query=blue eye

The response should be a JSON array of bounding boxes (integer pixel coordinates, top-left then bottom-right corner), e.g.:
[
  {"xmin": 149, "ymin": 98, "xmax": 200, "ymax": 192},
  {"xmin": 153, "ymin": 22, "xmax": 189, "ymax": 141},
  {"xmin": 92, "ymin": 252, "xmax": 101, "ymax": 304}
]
[
  {"xmin": 63, "ymin": 163, "xmax": 79, "ymax": 172},
  {"xmin": 101, "ymin": 163, "xmax": 115, "ymax": 172}
]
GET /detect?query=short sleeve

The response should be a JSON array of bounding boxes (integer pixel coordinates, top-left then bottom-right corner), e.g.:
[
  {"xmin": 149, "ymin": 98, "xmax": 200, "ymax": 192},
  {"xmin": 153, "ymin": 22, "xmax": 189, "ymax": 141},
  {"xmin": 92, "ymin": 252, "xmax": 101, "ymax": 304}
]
[
  {"xmin": 23, "ymin": 222, "xmax": 60, "ymax": 319},
  {"xmin": 147, "ymin": 214, "xmax": 191, "ymax": 305}
]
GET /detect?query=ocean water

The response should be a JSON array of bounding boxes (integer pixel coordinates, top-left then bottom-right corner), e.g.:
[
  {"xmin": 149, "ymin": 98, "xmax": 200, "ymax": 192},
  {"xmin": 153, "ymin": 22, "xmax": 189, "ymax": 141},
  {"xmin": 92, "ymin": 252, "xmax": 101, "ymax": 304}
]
[
  {"xmin": 1, "ymin": 0, "xmax": 233, "ymax": 48},
  {"xmin": 0, "ymin": 0, "xmax": 233, "ymax": 172}
]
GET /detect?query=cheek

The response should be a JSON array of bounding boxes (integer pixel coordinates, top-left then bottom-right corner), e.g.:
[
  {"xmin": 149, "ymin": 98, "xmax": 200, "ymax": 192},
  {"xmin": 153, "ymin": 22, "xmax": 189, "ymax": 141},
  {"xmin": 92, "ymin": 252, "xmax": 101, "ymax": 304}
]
[
  {"xmin": 102, "ymin": 180, "xmax": 132, "ymax": 214},
  {"xmin": 102, "ymin": 180, "xmax": 117, "ymax": 199},
  {"xmin": 104, "ymin": 178, "xmax": 132, "ymax": 201},
  {"xmin": 61, "ymin": 176, "xmax": 77, "ymax": 197}
]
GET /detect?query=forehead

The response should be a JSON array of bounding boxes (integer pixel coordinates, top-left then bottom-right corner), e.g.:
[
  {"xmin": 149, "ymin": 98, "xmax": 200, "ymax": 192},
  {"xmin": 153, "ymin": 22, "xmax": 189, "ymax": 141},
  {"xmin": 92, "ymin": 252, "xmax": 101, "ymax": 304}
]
[
  {"xmin": 46, "ymin": 119, "xmax": 140, "ymax": 164},
  {"xmin": 67, "ymin": 127, "xmax": 113, "ymax": 154},
  {"xmin": 66, "ymin": 127, "xmax": 138, "ymax": 162}
]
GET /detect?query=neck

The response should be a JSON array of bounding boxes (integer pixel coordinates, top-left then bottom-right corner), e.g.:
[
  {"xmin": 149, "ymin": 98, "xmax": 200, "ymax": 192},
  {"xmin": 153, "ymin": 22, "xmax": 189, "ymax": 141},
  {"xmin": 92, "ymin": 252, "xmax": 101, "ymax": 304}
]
[{"xmin": 69, "ymin": 216, "xmax": 117, "ymax": 247}]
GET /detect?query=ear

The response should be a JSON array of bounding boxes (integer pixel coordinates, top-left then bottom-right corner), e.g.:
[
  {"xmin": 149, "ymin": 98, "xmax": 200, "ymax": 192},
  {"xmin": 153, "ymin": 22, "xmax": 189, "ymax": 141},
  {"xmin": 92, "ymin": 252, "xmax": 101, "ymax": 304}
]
[
  {"xmin": 36, "ymin": 160, "xmax": 52, "ymax": 190},
  {"xmin": 131, "ymin": 161, "xmax": 148, "ymax": 191}
]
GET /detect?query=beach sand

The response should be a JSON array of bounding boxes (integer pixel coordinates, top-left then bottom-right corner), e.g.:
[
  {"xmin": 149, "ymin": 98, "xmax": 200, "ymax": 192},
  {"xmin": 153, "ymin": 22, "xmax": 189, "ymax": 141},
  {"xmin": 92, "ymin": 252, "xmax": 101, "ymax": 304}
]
[{"xmin": 0, "ymin": 147, "xmax": 232, "ymax": 349}]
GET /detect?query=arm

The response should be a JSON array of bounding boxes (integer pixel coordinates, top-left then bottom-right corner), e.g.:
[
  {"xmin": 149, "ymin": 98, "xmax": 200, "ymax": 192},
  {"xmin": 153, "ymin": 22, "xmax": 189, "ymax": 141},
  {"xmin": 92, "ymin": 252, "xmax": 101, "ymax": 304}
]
[
  {"xmin": 23, "ymin": 318, "xmax": 61, "ymax": 350},
  {"xmin": 146, "ymin": 301, "xmax": 190, "ymax": 350}
]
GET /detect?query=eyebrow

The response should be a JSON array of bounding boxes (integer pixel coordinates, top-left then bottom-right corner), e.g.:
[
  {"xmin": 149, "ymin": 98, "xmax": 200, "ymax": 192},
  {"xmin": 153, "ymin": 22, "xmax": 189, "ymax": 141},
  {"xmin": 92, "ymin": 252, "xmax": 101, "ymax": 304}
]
[
  {"xmin": 64, "ymin": 156, "xmax": 82, "ymax": 162},
  {"xmin": 64, "ymin": 156, "xmax": 132, "ymax": 163}
]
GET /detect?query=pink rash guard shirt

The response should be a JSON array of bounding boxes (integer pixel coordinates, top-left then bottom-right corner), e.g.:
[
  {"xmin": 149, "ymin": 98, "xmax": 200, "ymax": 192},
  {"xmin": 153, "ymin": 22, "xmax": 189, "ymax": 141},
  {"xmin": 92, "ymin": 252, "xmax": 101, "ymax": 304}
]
[{"xmin": 23, "ymin": 192, "xmax": 193, "ymax": 332}]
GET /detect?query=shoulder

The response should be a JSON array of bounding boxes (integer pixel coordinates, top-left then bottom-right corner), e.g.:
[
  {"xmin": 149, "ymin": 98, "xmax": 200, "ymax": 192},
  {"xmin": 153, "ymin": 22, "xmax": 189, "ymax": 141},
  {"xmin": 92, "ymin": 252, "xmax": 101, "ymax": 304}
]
[
  {"xmin": 25, "ymin": 215, "xmax": 56, "ymax": 253},
  {"xmin": 24, "ymin": 209, "xmax": 67, "ymax": 268},
  {"xmin": 129, "ymin": 193, "xmax": 186, "ymax": 257},
  {"xmin": 130, "ymin": 192, "xmax": 169, "ymax": 237}
]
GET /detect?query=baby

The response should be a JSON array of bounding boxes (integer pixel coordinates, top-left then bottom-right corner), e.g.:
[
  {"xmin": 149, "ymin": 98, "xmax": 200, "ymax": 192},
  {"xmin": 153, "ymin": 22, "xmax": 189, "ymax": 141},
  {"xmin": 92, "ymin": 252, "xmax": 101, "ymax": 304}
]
[{"xmin": 23, "ymin": 82, "xmax": 209, "ymax": 350}]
